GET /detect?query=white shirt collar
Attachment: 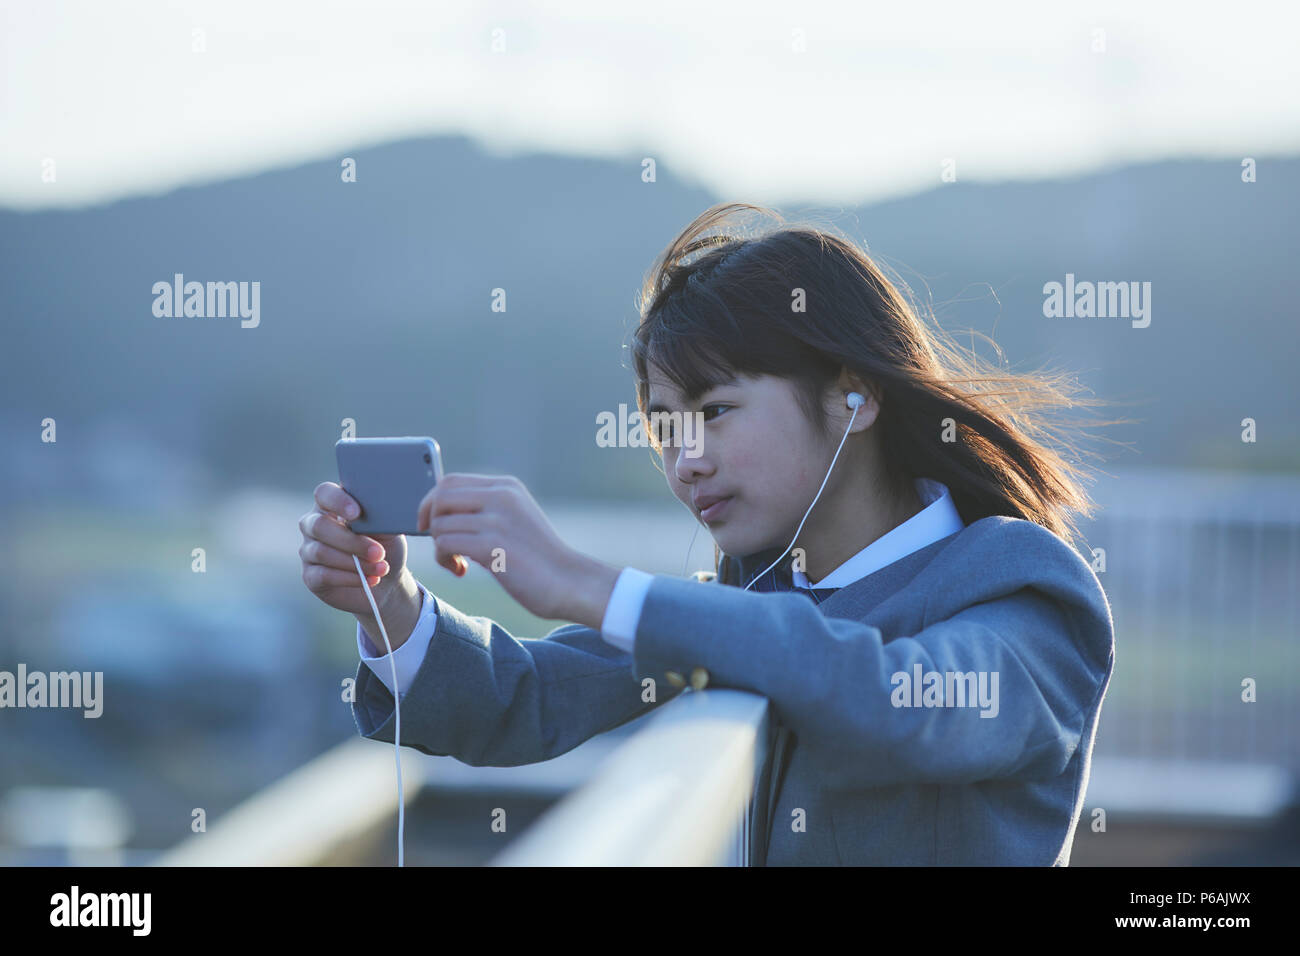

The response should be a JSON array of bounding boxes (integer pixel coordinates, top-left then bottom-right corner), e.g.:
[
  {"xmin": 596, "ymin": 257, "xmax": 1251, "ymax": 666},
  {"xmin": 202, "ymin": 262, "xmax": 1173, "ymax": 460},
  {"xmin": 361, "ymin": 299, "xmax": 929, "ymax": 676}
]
[{"xmin": 791, "ymin": 477, "xmax": 965, "ymax": 589}]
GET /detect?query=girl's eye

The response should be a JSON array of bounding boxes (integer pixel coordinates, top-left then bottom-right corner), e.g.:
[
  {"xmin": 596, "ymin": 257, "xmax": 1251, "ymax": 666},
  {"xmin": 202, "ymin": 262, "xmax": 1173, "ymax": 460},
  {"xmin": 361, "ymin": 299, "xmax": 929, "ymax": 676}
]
[{"xmin": 656, "ymin": 405, "xmax": 727, "ymax": 446}]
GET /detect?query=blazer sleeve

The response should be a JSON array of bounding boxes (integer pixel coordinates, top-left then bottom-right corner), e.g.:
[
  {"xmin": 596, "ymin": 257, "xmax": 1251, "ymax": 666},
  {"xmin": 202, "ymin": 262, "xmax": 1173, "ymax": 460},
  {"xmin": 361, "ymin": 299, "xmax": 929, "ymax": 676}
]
[
  {"xmin": 630, "ymin": 575, "xmax": 1114, "ymax": 789},
  {"xmin": 351, "ymin": 588, "xmax": 687, "ymax": 766}
]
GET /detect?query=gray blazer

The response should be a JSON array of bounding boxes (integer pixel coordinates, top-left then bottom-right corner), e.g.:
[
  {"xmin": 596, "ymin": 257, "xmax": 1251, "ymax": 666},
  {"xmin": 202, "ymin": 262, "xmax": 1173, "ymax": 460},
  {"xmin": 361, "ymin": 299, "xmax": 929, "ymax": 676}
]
[{"xmin": 352, "ymin": 514, "xmax": 1115, "ymax": 865}]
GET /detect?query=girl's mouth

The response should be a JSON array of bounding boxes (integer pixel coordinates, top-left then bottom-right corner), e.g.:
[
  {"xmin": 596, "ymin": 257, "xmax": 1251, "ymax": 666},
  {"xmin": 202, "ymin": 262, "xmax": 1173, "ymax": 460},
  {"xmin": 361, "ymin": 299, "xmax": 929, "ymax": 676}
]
[{"xmin": 700, "ymin": 496, "xmax": 733, "ymax": 522}]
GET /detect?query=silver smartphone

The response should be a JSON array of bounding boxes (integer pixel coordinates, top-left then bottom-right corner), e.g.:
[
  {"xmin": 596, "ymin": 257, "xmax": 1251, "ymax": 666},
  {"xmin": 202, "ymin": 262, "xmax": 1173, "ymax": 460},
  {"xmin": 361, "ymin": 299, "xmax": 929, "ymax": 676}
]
[{"xmin": 335, "ymin": 437, "xmax": 444, "ymax": 535}]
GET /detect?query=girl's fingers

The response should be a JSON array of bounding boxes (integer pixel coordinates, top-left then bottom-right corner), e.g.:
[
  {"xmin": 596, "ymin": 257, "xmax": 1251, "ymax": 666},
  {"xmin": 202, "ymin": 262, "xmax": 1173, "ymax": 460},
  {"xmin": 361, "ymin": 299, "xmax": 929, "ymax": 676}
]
[
  {"xmin": 418, "ymin": 483, "xmax": 496, "ymax": 531},
  {"xmin": 437, "ymin": 553, "xmax": 469, "ymax": 576},
  {"xmin": 301, "ymin": 538, "xmax": 387, "ymax": 574},
  {"xmin": 431, "ymin": 533, "xmax": 472, "ymax": 576},
  {"xmin": 300, "ymin": 509, "xmax": 384, "ymax": 560},
  {"xmin": 425, "ymin": 514, "xmax": 480, "ymax": 536},
  {"xmin": 307, "ymin": 565, "xmax": 385, "ymax": 589},
  {"xmin": 315, "ymin": 481, "xmax": 361, "ymax": 521},
  {"xmin": 423, "ymin": 514, "xmax": 477, "ymax": 574}
]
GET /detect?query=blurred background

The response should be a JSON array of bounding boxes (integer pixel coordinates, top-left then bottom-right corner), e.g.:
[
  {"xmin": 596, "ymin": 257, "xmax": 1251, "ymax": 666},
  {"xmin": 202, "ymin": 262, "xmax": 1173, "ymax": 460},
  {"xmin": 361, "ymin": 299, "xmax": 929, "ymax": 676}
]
[{"xmin": 1, "ymin": 0, "xmax": 1297, "ymax": 866}]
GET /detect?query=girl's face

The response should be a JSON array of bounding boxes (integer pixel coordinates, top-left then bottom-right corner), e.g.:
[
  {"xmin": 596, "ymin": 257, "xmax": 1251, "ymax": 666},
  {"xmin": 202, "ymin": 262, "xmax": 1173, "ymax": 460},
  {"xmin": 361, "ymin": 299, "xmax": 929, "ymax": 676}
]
[{"xmin": 647, "ymin": 367, "xmax": 855, "ymax": 559}]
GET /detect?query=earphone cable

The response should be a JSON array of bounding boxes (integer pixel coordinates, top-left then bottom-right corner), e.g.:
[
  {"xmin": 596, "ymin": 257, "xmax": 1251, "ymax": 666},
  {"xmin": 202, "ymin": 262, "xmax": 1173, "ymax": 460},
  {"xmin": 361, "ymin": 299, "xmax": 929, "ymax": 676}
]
[
  {"xmin": 742, "ymin": 401, "xmax": 861, "ymax": 592},
  {"xmin": 353, "ymin": 554, "xmax": 405, "ymax": 867}
]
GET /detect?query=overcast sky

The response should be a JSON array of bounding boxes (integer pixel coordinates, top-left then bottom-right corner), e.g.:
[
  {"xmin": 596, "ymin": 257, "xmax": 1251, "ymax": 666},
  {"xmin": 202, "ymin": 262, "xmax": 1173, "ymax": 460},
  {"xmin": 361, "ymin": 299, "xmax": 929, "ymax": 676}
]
[{"xmin": 3, "ymin": 0, "xmax": 1297, "ymax": 210}]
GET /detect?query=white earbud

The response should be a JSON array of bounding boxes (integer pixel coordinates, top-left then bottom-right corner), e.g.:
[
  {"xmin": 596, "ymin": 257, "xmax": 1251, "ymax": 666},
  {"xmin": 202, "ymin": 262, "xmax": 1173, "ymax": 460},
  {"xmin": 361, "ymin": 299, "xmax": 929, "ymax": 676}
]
[{"xmin": 846, "ymin": 391, "xmax": 865, "ymax": 409}]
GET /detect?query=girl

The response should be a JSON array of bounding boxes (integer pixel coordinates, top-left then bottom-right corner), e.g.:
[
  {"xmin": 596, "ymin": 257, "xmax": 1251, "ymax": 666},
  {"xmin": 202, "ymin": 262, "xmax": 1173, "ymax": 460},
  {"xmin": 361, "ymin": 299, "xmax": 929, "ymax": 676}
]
[{"xmin": 300, "ymin": 202, "xmax": 1123, "ymax": 865}]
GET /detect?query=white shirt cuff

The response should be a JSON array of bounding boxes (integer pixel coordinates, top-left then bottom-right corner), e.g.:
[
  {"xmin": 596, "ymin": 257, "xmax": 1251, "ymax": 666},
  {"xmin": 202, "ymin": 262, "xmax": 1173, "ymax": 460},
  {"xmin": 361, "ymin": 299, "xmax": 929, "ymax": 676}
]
[
  {"xmin": 357, "ymin": 581, "xmax": 438, "ymax": 699},
  {"xmin": 599, "ymin": 567, "xmax": 655, "ymax": 653}
]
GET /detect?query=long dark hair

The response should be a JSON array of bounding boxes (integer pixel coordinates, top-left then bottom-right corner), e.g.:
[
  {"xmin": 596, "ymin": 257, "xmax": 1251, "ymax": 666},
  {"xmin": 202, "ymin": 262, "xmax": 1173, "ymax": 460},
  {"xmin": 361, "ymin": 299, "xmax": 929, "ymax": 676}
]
[{"xmin": 627, "ymin": 202, "xmax": 1136, "ymax": 584}]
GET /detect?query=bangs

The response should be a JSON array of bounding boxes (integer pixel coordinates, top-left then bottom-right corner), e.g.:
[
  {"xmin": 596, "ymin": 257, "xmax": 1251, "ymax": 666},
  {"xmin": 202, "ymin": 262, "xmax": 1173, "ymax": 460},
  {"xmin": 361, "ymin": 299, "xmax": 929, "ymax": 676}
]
[
  {"xmin": 634, "ymin": 277, "xmax": 755, "ymax": 406},
  {"xmin": 638, "ymin": 323, "xmax": 743, "ymax": 406}
]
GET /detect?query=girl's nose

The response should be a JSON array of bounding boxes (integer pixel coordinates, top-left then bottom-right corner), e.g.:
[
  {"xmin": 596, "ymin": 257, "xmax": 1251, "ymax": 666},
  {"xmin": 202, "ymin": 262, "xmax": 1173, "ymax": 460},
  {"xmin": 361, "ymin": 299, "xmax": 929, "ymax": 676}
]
[{"xmin": 675, "ymin": 451, "xmax": 713, "ymax": 483}]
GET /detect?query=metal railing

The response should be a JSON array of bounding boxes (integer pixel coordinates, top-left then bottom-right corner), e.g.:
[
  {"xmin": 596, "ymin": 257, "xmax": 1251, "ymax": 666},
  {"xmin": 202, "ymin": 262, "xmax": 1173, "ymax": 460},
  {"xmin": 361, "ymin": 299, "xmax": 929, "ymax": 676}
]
[
  {"xmin": 151, "ymin": 737, "xmax": 426, "ymax": 866},
  {"xmin": 492, "ymin": 689, "xmax": 773, "ymax": 866}
]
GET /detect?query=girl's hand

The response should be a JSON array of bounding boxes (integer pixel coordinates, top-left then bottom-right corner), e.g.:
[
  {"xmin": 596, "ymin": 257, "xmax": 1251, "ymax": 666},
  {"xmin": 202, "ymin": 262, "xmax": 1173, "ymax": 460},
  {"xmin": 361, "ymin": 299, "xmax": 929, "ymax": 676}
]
[
  {"xmin": 418, "ymin": 473, "xmax": 588, "ymax": 621},
  {"xmin": 300, "ymin": 481, "xmax": 409, "ymax": 615}
]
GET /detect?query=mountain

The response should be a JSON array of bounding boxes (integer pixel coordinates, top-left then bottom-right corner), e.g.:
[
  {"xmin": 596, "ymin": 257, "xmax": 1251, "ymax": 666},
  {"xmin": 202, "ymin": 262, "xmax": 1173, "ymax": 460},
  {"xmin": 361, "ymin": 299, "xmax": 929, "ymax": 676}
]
[{"xmin": 2, "ymin": 137, "xmax": 1297, "ymax": 507}]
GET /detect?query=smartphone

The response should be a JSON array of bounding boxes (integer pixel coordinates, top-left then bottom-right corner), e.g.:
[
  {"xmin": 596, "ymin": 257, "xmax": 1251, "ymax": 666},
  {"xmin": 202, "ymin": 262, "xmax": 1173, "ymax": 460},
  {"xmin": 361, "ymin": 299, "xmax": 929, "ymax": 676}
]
[{"xmin": 335, "ymin": 437, "xmax": 443, "ymax": 535}]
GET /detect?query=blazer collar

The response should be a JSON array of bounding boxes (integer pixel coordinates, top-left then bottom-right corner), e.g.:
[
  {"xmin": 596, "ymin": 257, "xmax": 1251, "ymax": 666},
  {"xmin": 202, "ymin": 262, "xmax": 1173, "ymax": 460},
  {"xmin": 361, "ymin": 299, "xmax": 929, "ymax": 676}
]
[
  {"xmin": 723, "ymin": 529, "xmax": 962, "ymax": 616},
  {"xmin": 729, "ymin": 544, "xmax": 796, "ymax": 590}
]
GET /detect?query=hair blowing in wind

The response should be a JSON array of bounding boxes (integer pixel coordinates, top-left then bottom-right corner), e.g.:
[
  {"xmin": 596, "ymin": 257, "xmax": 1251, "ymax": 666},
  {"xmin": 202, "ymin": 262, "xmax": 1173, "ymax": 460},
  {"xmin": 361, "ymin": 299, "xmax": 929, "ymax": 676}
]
[{"xmin": 628, "ymin": 202, "xmax": 1138, "ymax": 579}]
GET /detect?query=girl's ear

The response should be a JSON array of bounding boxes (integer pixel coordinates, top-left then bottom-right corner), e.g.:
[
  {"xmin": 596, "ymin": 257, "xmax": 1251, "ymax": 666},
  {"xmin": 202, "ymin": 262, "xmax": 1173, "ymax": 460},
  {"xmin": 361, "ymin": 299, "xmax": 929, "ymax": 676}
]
[
  {"xmin": 836, "ymin": 366, "xmax": 876, "ymax": 406},
  {"xmin": 831, "ymin": 367, "xmax": 880, "ymax": 430}
]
